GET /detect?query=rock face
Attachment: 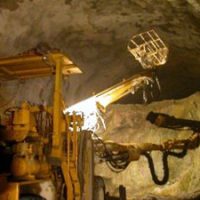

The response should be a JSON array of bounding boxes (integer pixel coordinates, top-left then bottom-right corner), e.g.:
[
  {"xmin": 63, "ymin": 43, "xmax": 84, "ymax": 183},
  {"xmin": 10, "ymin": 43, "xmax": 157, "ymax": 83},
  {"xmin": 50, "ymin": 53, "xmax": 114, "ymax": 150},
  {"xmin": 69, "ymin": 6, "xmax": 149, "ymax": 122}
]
[
  {"xmin": 0, "ymin": 1, "xmax": 200, "ymax": 199},
  {"xmin": 0, "ymin": 0, "xmax": 200, "ymax": 107},
  {"xmin": 95, "ymin": 92, "xmax": 200, "ymax": 199}
]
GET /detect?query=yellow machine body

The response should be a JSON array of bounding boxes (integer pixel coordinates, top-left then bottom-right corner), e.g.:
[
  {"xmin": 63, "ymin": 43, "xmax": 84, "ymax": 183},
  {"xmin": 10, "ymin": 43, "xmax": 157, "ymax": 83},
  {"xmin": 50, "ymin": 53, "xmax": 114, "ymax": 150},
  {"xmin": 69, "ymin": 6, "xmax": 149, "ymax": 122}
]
[
  {"xmin": 95, "ymin": 71, "xmax": 154, "ymax": 112},
  {"xmin": 0, "ymin": 52, "xmax": 83, "ymax": 200},
  {"xmin": 0, "ymin": 49, "xmax": 188, "ymax": 200},
  {"xmin": 0, "ymin": 48, "xmax": 200, "ymax": 200}
]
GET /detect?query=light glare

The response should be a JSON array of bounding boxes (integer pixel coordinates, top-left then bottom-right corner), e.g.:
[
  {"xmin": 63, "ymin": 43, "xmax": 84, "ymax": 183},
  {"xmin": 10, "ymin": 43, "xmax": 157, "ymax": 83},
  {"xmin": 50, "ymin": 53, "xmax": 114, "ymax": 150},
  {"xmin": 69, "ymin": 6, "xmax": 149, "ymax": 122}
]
[{"xmin": 63, "ymin": 97, "xmax": 104, "ymax": 131}]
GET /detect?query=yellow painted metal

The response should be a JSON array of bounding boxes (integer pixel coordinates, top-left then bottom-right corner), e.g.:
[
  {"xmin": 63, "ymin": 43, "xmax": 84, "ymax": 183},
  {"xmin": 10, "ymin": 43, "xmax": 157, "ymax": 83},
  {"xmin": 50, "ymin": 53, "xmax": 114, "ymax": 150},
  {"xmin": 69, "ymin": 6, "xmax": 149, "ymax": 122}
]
[
  {"xmin": 50, "ymin": 54, "xmax": 63, "ymax": 160},
  {"xmin": 0, "ymin": 52, "xmax": 83, "ymax": 200},
  {"xmin": 0, "ymin": 52, "xmax": 82, "ymax": 80},
  {"xmin": 95, "ymin": 71, "xmax": 153, "ymax": 112},
  {"xmin": 0, "ymin": 183, "xmax": 19, "ymax": 200},
  {"xmin": 61, "ymin": 162, "xmax": 74, "ymax": 200},
  {"xmin": 0, "ymin": 176, "xmax": 19, "ymax": 200},
  {"xmin": 61, "ymin": 114, "xmax": 83, "ymax": 200},
  {"xmin": 104, "ymin": 133, "xmax": 200, "ymax": 163},
  {"xmin": 0, "ymin": 102, "xmax": 39, "ymax": 141},
  {"xmin": 11, "ymin": 157, "xmax": 50, "ymax": 179}
]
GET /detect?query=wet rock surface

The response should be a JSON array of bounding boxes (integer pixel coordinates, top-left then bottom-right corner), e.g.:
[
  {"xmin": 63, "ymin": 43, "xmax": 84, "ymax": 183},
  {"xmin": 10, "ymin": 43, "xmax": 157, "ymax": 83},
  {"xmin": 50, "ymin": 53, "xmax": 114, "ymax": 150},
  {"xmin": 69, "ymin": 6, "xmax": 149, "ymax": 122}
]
[
  {"xmin": 0, "ymin": 1, "xmax": 200, "ymax": 199},
  {"xmin": 95, "ymin": 93, "xmax": 200, "ymax": 199},
  {"xmin": 0, "ymin": 0, "xmax": 200, "ymax": 106}
]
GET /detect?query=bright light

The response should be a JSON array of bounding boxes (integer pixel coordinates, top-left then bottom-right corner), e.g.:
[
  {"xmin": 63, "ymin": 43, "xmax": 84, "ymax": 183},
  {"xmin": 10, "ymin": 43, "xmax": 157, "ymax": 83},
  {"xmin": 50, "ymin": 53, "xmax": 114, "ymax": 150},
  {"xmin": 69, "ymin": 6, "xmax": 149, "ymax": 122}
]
[
  {"xmin": 63, "ymin": 97, "xmax": 105, "ymax": 131},
  {"xmin": 63, "ymin": 74, "xmax": 156, "ymax": 131}
]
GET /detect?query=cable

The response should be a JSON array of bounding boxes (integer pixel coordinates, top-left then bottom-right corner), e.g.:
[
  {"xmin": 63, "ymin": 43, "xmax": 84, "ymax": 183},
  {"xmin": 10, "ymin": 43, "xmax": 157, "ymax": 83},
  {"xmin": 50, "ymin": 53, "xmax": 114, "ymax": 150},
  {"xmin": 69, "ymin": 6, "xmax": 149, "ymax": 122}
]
[
  {"xmin": 143, "ymin": 147, "xmax": 188, "ymax": 185},
  {"xmin": 143, "ymin": 151, "xmax": 169, "ymax": 185},
  {"xmin": 106, "ymin": 152, "xmax": 130, "ymax": 173},
  {"xmin": 93, "ymin": 133, "xmax": 130, "ymax": 173}
]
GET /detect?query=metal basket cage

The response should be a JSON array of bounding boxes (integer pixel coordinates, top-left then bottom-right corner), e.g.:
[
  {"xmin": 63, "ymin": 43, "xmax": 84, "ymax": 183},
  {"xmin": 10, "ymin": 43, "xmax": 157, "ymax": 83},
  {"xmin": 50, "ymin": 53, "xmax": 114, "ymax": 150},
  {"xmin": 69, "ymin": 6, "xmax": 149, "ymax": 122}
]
[{"xmin": 128, "ymin": 30, "xmax": 168, "ymax": 69}]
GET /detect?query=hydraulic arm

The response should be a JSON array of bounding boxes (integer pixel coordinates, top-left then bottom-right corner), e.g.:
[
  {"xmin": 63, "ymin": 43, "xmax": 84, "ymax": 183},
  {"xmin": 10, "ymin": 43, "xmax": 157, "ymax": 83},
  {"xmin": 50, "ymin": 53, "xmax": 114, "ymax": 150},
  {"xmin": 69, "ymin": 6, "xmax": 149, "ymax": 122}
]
[
  {"xmin": 64, "ymin": 70, "xmax": 160, "ymax": 132},
  {"xmin": 95, "ymin": 71, "xmax": 157, "ymax": 112},
  {"xmin": 94, "ymin": 114, "xmax": 200, "ymax": 185}
]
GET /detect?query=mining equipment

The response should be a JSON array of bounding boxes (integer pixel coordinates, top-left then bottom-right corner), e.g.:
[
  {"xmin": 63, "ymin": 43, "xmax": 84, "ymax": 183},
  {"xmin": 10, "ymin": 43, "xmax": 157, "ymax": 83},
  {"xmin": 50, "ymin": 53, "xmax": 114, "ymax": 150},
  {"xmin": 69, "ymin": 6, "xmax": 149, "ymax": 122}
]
[{"xmin": 1, "ymin": 30, "xmax": 198, "ymax": 200}]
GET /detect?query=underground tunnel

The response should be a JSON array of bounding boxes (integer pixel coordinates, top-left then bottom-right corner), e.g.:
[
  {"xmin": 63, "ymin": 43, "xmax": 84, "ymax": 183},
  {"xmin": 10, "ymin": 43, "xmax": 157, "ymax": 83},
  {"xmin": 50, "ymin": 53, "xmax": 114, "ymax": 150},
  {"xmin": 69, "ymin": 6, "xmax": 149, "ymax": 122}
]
[{"xmin": 0, "ymin": 0, "xmax": 200, "ymax": 200}]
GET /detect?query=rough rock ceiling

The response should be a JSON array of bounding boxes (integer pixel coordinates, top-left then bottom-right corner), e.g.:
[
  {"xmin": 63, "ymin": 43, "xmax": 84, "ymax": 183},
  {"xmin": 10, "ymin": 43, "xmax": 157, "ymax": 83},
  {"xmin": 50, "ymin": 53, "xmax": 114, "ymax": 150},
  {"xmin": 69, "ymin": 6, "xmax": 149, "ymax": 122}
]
[{"xmin": 0, "ymin": 0, "xmax": 200, "ymax": 105}]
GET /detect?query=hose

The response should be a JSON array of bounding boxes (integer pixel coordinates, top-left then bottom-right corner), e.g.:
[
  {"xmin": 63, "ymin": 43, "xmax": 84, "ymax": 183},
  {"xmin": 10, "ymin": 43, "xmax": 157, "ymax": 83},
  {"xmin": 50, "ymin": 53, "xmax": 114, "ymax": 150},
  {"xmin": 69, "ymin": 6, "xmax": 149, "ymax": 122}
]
[{"xmin": 143, "ymin": 147, "xmax": 187, "ymax": 185}]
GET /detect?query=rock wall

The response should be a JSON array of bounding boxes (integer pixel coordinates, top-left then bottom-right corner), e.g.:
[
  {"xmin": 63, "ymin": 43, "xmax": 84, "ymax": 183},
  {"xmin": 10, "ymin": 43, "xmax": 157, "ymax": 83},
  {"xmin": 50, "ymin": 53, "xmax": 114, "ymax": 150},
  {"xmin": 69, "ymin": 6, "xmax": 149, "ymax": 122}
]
[
  {"xmin": 0, "ymin": 1, "xmax": 200, "ymax": 198},
  {"xmin": 0, "ymin": 0, "xmax": 200, "ymax": 108},
  {"xmin": 95, "ymin": 92, "xmax": 200, "ymax": 199}
]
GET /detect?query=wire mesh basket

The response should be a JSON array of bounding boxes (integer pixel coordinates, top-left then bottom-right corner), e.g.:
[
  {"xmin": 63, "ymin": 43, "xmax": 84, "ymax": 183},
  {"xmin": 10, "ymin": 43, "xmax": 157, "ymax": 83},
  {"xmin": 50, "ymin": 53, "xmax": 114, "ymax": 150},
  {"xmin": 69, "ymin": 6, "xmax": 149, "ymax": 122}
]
[{"xmin": 128, "ymin": 30, "xmax": 168, "ymax": 69}]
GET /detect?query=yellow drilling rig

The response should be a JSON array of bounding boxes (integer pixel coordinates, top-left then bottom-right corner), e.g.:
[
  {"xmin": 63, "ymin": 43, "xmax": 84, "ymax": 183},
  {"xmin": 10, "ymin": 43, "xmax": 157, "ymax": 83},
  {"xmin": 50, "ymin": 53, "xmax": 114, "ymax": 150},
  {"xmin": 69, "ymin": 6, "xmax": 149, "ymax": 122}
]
[
  {"xmin": 0, "ymin": 49, "xmax": 157, "ymax": 200},
  {"xmin": 0, "ymin": 30, "xmax": 199, "ymax": 200}
]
